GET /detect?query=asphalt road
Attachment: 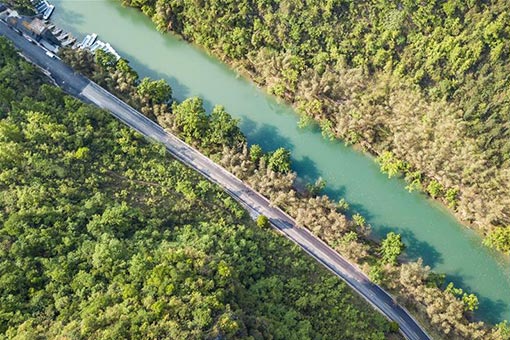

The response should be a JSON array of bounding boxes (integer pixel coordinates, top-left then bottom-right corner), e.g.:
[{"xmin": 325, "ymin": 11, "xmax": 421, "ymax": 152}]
[{"xmin": 1, "ymin": 21, "xmax": 431, "ymax": 340}]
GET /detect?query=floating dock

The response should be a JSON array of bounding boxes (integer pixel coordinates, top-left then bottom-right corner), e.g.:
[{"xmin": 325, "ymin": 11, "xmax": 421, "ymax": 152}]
[{"xmin": 32, "ymin": 0, "xmax": 54, "ymax": 20}]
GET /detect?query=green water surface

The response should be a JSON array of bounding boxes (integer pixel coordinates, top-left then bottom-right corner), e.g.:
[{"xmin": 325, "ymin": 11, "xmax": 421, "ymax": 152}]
[{"xmin": 51, "ymin": 0, "xmax": 510, "ymax": 323}]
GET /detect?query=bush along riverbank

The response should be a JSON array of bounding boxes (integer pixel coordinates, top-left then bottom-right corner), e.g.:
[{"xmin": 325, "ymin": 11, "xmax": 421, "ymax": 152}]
[
  {"xmin": 59, "ymin": 44, "xmax": 510, "ymax": 339},
  {"xmin": 119, "ymin": 0, "xmax": 510, "ymax": 255},
  {"xmin": 0, "ymin": 37, "xmax": 397, "ymax": 340}
]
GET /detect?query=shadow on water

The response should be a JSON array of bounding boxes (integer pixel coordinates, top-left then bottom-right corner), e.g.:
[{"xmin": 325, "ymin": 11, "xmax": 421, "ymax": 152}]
[
  {"xmin": 445, "ymin": 273, "xmax": 508, "ymax": 324},
  {"xmin": 52, "ymin": 3, "xmax": 85, "ymax": 26},
  {"xmin": 477, "ymin": 296, "xmax": 507, "ymax": 324},
  {"xmin": 239, "ymin": 115, "xmax": 258, "ymax": 139},
  {"xmin": 377, "ymin": 224, "xmax": 444, "ymax": 268},
  {"xmin": 239, "ymin": 116, "xmax": 294, "ymax": 152},
  {"xmin": 348, "ymin": 202, "xmax": 375, "ymax": 221},
  {"xmin": 321, "ymin": 184, "xmax": 377, "ymax": 223},
  {"xmin": 119, "ymin": 55, "xmax": 200, "ymax": 106},
  {"xmin": 292, "ymin": 155, "xmax": 322, "ymax": 183},
  {"xmin": 51, "ymin": 0, "xmax": 510, "ymax": 324}
]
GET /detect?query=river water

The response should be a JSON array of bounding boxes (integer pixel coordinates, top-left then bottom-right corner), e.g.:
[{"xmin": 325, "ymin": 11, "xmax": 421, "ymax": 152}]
[{"xmin": 51, "ymin": 0, "xmax": 510, "ymax": 323}]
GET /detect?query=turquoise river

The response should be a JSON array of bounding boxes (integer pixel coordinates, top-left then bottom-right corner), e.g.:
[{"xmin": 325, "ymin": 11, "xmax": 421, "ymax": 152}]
[{"xmin": 51, "ymin": 0, "xmax": 509, "ymax": 323}]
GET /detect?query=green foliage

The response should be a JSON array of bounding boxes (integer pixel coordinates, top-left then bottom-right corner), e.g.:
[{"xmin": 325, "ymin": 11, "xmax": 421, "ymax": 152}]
[
  {"xmin": 445, "ymin": 282, "xmax": 464, "ymax": 297},
  {"xmin": 0, "ymin": 37, "xmax": 45, "ymax": 114},
  {"xmin": 445, "ymin": 283, "xmax": 479, "ymax": 312},
  {"xmin": 483, "ymin": 227, "xmax": 510, "ymax": 254},
  {"xmin": 389, "ymin": 321, "xmax": 400, "ymax": 333},
  {"xmin": 340, "ymin": 231, "xmax": 358, "ymax": 244},
  {"xmin": 426, "ymin": 272, "xmax": 446, "ymax": 288},
  {"xmin": 426, "ymin": 180, "xmax": 443, "ymax": 199},
  {"xmin": 445, "ymin": 187, "xmax": 459, "ymax": 209},
  {"xmin": 94, "ymin": 49, "xmax": 117, "ymax": 68},
  {"xmin": 320, "ymin": 119, "xmax": 336, "ymax": 141},
  {"xmin": 249, "ymin": 144, "xmax": 263, "ymax": 163},
  {"xmin": 305, "ymin": 177, "xmax": 326, "ymax": 196},
  {"xmin": 380, "ymin": 232, "xmax": 405, "ymax": 265},
  {"xmin": 208, "ymin": 105, "xmax": 243, "ymax": 147},
  {"xmin": 0, "ymin": 37, "xmax": 392, "ymax": 340},
  {"xmin": 170, "ymin": 99, "xmax": 244, "ymax": 151},
  {"xmin": 256, "ymin": 214, "xmax": 270, "ymax": 229},
  {"xmin": 137, "ymin": 77, "xmax": 172, "ymax": 104},
  {"xmin": 337, "ymin": 198, "xmax": 350, "ymax": 212},
  {"xmin": 171, "ymin": 97, "xmax": 208, "ymax": 143},
  {"xmin": 494, "ymin": 321, "xmax": 510, "ymax": 340},
  {"xmin": 122, "ymin": 0, "xmax": 510, "ymax": 248},
  {"xmin": 404, "ymin": 171, "xmax": 423, "ymax": 193},
  {"xmin": 377, "ymin": 151, "xmax": 408, "ymax": 179},
  {"xmin": 352, "ymin": 213, "xmax": 366, "ymax": 228},
  {"xmin": 462, "ymin": 293, "xmax": 479, "ymax": 312},
  {"xmin": 297, "ymin": 114, "xmax": 313, "ymax": 129},
  {"xmin": 268, "ymin": 147, "xmax": 291, "ymax": 173},
  {"xmin": 5, "ymin": 0, "xmax": 34, "ymax": 15},
  {"xmin": 369, "ymin": 265, "xmax": 383, "ymax": 284}
]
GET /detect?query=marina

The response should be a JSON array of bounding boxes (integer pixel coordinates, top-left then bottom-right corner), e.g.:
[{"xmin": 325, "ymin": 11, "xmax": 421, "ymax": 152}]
[
  {"xmin": 31, "ymin": 0, "xmax": 54, "ymax": 20},
  {"xmin": 1, "ymin": 2, "xmax": 121, "ymax": 58}
]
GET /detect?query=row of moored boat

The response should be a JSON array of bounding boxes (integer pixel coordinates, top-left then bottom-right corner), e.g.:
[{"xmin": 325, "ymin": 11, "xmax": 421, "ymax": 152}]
[
  {"xmin": 76, "ymin": 33, "xmax": 121, "ymax": 60},
  {"xmin": 32, "ymin": 0, "xmax": 54, "ymax": 20},
  {"xmin": 33, "ymin": 1, "xmax": 121, "ymax": 59}
]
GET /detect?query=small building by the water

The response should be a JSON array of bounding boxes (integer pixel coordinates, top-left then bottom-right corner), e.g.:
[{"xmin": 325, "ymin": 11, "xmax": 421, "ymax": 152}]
[{"xmin": 6, "ymin": 15, "xmax": 60, "ymax": 46}]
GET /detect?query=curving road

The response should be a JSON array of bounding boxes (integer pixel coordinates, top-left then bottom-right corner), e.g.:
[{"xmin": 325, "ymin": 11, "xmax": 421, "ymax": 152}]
[{"xmin": 1, "ymin": 21, "xmax": 431, "ymax": 340}]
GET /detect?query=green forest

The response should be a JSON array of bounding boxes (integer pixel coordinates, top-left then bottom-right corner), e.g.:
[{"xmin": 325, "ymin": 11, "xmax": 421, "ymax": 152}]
[
  {"xmin": 120, "ymin": 0, "xmax": 510, "ymax": 253},
  {"xmin": 0, "ymin": 37, "xmax": 400, "ymax": 339},
  {"xmin": 56, "ymin": 34, "xmax": 510, "ymax": 338}
]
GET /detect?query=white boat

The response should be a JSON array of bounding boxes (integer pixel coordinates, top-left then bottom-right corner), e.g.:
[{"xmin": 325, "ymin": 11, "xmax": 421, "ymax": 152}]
[
  {"xmin": 61, "ymin": 37, "xmax": 76, "ymax": 47},
  {"xmin": 86, "ymin": 33, "xmax": 97, "ymax": 47},
  {"xmin": 90, "ymin": 40, "xmax": 105, "ymax": 52},
  {"xmin": 89, "ymin": 41, "xmax": 99, "ymax": 51},
  {"xmin": 57, "ymin": 32, "xmax": 68, "ymax": 40},
  {"xmin": 34, "ymin": 0, "xmax": 54, "ymax": 19},
  {"xmin": 76, "ymin": 34, "xmax": 121, "ymax": 60},
  {"xmin": 79, "ymin": 33, "xmax": 97, "ymax": 48},
  {"xmin": 78, "ymin": 36, "xmax": 87, "ymax": 47},
  {"xmin": 103, "ymin": 43, "xmax": 121, "ymax": 60},
  {"xmin": 52, "ymin": 27, "xmax": 62, "ymax": 35},
  {"xmin": 43, "ymin": 5, "xmax": 54, "ymax": 20}
]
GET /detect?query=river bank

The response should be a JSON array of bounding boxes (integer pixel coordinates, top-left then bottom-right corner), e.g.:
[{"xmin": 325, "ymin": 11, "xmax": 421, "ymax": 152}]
[
  {"xmin": 0, "ymin": 34, "xmax": 405, "ymax": 339},
  {"xmin": 128, "ymin": 0, "xmax": 510, "ymax": 256},
  {"xmin": 49, "ymin": 0, "xmax": 510, "ymax": 325}
]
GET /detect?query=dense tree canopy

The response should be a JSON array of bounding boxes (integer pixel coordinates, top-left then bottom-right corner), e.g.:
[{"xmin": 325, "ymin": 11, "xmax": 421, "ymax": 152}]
[
  {"xmin": 0, "ymin": 37, "xmax": 396, "ymax": 339},
  {"xmin": 59, "ymin": 35, "xmax": 506, "ymax": 339},
  {"xmin": 381, "ymin": 232, "xmax": 405, "ymax": 265},
  {"xmin": 121, "ymin": 0, "xmax": 510, "ymax": 253}
]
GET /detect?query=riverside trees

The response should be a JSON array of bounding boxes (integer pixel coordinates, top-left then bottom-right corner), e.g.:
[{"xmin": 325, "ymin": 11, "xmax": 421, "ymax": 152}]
[
  {"xmin": 381, "ymin": 232, "xmax": 405, "ymax": 265},
  {"xmin": 121, "ymin": 0, "xmax": 510, "ymax": 254},
  {"xmin": 57, "ymin": 38, "xmax": 509, "ymax": 339},
  {"xmin": 0, "ymin": 37, "xmax": 393, "ymax": 339}
]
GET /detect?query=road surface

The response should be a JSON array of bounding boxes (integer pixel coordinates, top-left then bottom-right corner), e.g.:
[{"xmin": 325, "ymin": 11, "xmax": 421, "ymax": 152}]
[{"xmin": 1, "ymin": 21, "xmax": 431, "ymax": 340}]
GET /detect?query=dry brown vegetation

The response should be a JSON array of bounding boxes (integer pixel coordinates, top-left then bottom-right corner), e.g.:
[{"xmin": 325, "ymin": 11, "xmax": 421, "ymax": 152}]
[
  {"xmin": 60, "ymin": 46, "xmax": 510, "ymax": 339},
  {"xmin": 121, "ymin": 0, "xmax": 510, "ymax": 253}
]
